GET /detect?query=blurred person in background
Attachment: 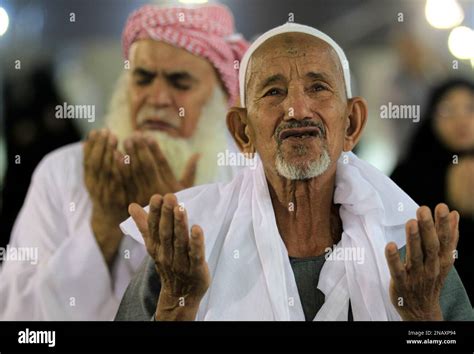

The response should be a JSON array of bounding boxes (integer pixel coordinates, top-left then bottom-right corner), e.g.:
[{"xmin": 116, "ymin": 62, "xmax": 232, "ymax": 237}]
[
  {"xmin": 391, "ymin": 78, "xmax": 474, "ymax": 304},
  {"xmin": 386, "ymin": 33, "xmax": 446, "ymax": 160},
  {"xmin": 0, "ymin": 64, "xmax": 81, "ymax": 250},
  {"xmin": 0, "ymin": 4, "xmax": 249, "ymax": 320}
]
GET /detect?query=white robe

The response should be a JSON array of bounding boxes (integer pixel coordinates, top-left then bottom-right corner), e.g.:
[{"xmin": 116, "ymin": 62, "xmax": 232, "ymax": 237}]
[
  {"xmin": 121, "ymin": 152, "xmax": 419, "ymax": 321},
  {"xmin": 0, "ymin": 142, "xmax": 236, "ymax": 320}
]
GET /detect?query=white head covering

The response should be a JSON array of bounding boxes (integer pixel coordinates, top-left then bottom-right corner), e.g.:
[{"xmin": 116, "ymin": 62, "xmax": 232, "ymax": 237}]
[{"xmin": 239, "ymin": 22, "xmax": 352, "ymax": 107}]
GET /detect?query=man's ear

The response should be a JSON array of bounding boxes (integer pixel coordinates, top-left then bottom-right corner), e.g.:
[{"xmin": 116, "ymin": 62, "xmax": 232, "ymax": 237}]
[
  {"xmin": 226, "ymin": 107, "xmax": 255, "ymax": 154},
  {"xmin": 343, "ymin": 97, "xmax": 368, "ymax": 152}
]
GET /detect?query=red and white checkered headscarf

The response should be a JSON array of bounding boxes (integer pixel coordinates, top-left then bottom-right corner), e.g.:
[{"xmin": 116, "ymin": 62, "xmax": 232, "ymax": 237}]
[{"xmin": 122, "ymin": 4, "xmax": 249, "ymax": 106}]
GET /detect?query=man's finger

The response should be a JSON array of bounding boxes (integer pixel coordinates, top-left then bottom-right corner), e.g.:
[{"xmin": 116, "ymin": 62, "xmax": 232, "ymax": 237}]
[
  {"xmin": 158, "ymin": 194, "xmax": 177, "ymax": 268},
  {"xmin": 83, "ymin": 130, "xmax": 99, "ymax": 177},
  {"xmin": 88, "ymin": 129, "xmax": 109, "ymax": 178},
  {"xmin": 435, "ymin": 203, "xmax": 451, "ymax": 254},
  {"xmin": 148, "ymin": 194, "xmax": 163, "ymax": 249},
  {"xmin": 110, "ymin": 150, "xmax": 128, "ymax": 205},
  {"xmin": 116, "ymin": 150, "xmax": 137, "ymax": 203},
  {"xmin": 173, "ymin": 205, "xmax": 190, "ymax": 273},
  {"xmin": 442, "ymin": 211, "xmax": 460, "ymax": 268},
  {"xmin": 189, "ymin": 225, "xmax": 206, "ymax": 270},
  {"xmin": 125, "ymin": 136, "xmax": 151, "ymax": 192},
  {"xmin": 83, "ymin": 131, "xmax": 98, "ymax": 189},
  {"xmin": 385, "ymin": 242, "xmax": 406, "ymax": 286},
  {"xmin": 115, "ymin": 150, "xmax": 131, "ymax": 179},
  {"xmin": 405, "ymin": 219, "xmax": 423, "ymax": 272},
  {"xmin": 449, "ymin": 211, "xmax": 460, "ymax": 251},
  {"xmin": 180, "ymin": 153, "xmax": 200, "ymax": 188},
  {"xmin": 146, "ymin": 137, "xmax": 177, "ymax": 183},
  {"xmin": 83, "ymin": 130, "xmax": 97, "ymax": 161},
  {"xmin": 134, "ymin": 135, "xmax": 160, "ymax": 186},
  {"xmin": 102, "ymin": 133, "xmax": 118, "ymax": 181},
  {"xmin": 129, "ymin": 203, "xmax": 149, "ymax": 241},
  {"xmin": 417, "ymin": 206, "xmax": 439, "ymax": 272}
]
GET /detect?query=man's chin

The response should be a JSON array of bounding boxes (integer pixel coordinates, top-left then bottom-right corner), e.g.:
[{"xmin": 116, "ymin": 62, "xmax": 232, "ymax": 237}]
[
  {"xmin": 142, "ymin": 130, "xmax": 193, "ymax": 177},
  {"xmin": 278, "ymin": 148, "xmax": 322, "ymax": 165},
  {"xmin": 275, "ymin": 150, "xmax": 331, "ymax": 180},
  {"xmin": 280, "ymin": 155, "xmax": 317, "ymax": 166},
  {"xmin": 279, "ymin": 138, "xmax": 324, "ymax": 154}
]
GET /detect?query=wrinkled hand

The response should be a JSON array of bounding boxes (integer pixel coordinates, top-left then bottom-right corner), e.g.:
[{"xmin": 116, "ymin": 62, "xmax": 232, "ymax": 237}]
[
  {"xmin": 129, "ymin": 193, "xmax": 210, "ymax": 321},
  {"xmin": 120, "ymin": 134, "xmax": 199, "ymax": 206},
  {"xmin": 385, "ymin": 203, "xmax": 459, "ymax": 321},
  {"xmin": 84, "ymin": 129, "xmax": 128, "ymax": 264}
]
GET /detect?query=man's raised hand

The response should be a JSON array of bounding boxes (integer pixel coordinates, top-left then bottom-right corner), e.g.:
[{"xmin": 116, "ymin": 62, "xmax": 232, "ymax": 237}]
[
  {"xmin": 385, "ymin": 203, "xmax": 459, "ymax": 321},
  {"xmin": 121, "ymin": 134, "xmax": 200, "ymax": 206},
  {"xmin": 83, "ymin": 129, "xmax": 128, "ymax": 265},
  {"xmin": 129, "ymin": 193, "xmax": 210, "ymax": 321}
]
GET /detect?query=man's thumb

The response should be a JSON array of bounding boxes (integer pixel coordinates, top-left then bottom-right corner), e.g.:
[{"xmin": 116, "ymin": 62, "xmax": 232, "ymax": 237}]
[{"xmin": 128, "ymin": 203, "xmax": 149, "ymax": 241}]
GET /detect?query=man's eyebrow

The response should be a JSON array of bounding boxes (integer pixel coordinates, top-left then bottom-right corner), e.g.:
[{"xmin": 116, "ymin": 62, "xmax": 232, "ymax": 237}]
[
  {"xmin": 258, "ymin": 74, "xmax": 286, "ymax": 90},
  {"xmin": 306, "ymin": 72, "xmax": 332, "ymax": 82},
  {"xmin": 132, "ymin": 67, "xmax": 156, "ymax": 77},
  {"xmin": 164, "ymin": 71, "xmax": 197, "ymax": 82}
]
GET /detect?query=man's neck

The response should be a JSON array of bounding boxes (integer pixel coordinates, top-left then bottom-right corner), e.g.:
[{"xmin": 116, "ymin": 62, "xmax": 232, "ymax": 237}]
[{"xmin": 266, "ymin": 165, "xmax": 342, "ymax": 258}]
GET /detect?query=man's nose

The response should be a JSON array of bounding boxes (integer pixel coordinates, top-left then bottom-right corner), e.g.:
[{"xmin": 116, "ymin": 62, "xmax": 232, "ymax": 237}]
[
  {"xmin": 148, "ymin": 78, "xmax": 172, "ymax": 107},
  {"xmin": 283, "ymin": 86, "xmax": 312, "ymax": 121}
]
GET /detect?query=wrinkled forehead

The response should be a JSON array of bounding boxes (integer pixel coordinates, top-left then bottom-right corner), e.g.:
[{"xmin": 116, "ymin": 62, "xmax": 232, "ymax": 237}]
[
  {"xmin": 239, "ymin": 23, "xmax": 352, "ymax": 107},
  {"xmin": 129, "ymin": 39, "xmax": 213, "ymax": 72},
  {"xmin": 246, "ymin": 33, "xmax": 344, "ymax": 92}
]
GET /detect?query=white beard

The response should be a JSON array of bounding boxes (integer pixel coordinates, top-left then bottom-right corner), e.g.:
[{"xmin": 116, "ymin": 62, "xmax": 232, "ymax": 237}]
[
  {"xmin": 105, "ymin": 72, "xmax": 229, "ymax": 186},
  {"xmin": 275, "ymin": 147, "xmax": 331, "ymax": 180}
]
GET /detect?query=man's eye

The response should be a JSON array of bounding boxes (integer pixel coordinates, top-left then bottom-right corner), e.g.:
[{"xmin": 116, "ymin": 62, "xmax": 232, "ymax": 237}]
[
  {"xmin": 135, "ymin": 76, "xmax": 153, "ymax": 86},
  {"xmin": 310, "ymin": 84, "xmax": 327, "ymax": 92},
  {"xmin": 171, "ymin": 81, "xmax": 191, "ymax": 90},
  {"xmin": 264, "ymin": 88, "xmax": 283, "ymax": 97},
  {"xmin": 167, "ymin": 73, "xmax": 193, "ymax": 91}
]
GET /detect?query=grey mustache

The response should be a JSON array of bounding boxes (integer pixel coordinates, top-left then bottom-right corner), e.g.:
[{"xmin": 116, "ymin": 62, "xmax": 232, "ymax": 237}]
[{"xmin": 275, "ymin": 120, "xmax": 326, "ymax": 141}]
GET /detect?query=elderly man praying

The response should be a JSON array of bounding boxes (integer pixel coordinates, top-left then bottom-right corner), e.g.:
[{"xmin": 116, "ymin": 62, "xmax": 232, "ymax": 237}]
[
  {"xmin": 0, "ymin": 4, "xmax": 248, "ymax": 320},
  {"xmin": 116, "ymin": 23, "xmax": 473, "ymax": 321}
]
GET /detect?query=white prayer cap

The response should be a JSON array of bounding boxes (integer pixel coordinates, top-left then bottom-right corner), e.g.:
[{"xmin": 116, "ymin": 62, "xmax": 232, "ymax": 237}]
[{"xmin": 239, "ymin": 22, "xmax": 352, "ymax": 107}]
